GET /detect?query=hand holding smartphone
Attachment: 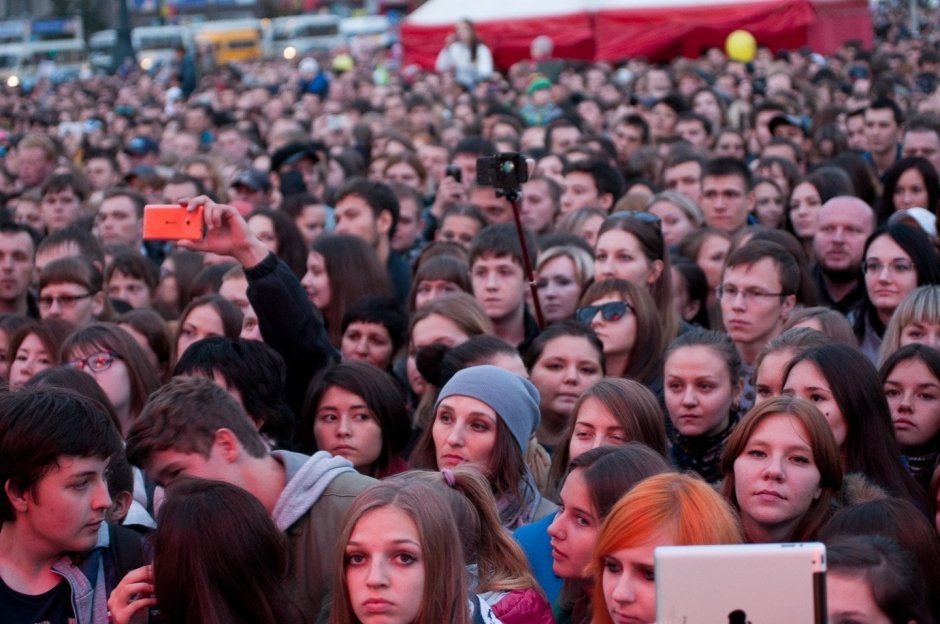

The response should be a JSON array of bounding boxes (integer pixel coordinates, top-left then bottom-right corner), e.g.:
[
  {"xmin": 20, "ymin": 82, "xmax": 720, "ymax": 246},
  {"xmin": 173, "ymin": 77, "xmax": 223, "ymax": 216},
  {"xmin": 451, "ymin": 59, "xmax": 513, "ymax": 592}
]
[
  {"xmin": 444, "ymin": 164, "xmax": 462, "ymax": 184},
  {"xmin": 142, "ymin": 204, "xmax": 205, "ymax": 241}
]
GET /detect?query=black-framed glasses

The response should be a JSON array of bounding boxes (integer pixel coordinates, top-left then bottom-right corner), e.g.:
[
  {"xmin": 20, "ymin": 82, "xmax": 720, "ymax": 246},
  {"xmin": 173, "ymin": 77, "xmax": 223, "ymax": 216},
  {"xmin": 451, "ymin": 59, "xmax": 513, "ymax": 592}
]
[
  {"xmin": 576, "ymin": 301, "xmax": 632, "ymax": 325},
  {"xmin": 37, "ymin": 292, "xmax": 95, "ymax": 310},
  {"xmin": 68, "ymin": 351, "xmax": 121, "ymax": 373},
  {"xmin": 607, "ymin": 210, "xmax": 661, "ymax": 225}
]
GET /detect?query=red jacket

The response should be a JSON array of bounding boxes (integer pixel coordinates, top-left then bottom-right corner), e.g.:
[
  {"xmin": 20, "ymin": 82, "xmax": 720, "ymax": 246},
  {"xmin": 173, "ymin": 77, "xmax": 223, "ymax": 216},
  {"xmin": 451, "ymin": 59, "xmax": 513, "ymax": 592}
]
[{"xmin": 491, "ymin": 588, "xmax": 555, "ymax": 624}]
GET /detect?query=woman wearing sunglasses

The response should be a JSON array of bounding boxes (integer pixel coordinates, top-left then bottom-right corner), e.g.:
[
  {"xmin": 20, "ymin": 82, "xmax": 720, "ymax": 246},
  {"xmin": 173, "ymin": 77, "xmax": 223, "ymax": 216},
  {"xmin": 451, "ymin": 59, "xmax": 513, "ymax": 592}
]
[
  {"xmin": 593, "ymin": 212, "xmax": 679, "ymax": 343},
  {"xmin": 575, "ymin": 279, "xmax": 664, "ymax": 388},
  {"xmin": 60, "ymin": 322, "xmax": 162, "ymax": 437}
]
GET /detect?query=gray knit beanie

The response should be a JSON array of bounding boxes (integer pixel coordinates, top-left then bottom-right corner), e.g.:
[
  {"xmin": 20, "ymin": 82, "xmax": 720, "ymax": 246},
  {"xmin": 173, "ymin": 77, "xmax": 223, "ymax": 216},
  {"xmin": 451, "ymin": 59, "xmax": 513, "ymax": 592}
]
[{"xmin": 434, "ymin": 364, "xmax": 541, "ymax": 453}]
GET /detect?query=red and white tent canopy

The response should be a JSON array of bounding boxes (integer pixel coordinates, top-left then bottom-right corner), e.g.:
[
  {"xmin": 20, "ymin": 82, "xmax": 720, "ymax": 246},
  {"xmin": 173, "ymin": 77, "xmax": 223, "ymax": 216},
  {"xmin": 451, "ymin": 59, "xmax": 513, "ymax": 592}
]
[{"xmin": 401, "ymin": 0, "xmax": 871, "ymax": 69}]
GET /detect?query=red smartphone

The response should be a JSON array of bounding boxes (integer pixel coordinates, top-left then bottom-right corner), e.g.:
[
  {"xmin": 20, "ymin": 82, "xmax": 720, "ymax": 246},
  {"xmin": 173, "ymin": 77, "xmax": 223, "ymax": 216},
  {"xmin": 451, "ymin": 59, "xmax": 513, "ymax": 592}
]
[{"xmin": 142, "ymin": 204, "xmax": 205, "ymax": 241}]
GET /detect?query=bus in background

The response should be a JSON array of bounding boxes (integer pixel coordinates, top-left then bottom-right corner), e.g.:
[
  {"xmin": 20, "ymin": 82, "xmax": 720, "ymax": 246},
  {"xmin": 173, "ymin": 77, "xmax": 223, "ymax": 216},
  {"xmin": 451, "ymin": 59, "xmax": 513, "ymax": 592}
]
[
  {"xmin": 29, "ymin": 16, "xmax": 83, "ymax": 43},
  {"xmin": 339, "ymin": 14, "xmax": 395, "ymax": 48},
  {"xmin": 270, "ymin": 14, "xmax": 342, "ymax": 60},
  {"xmin": 23, "ymin": 38, "xmax": 88, "ymax": 84},
  {"xmin": 134, "ymin": 25, "xmax": 192, "ymax": 71},
  {"xmin": 0, "ymin": 19, "xmax": 27, "ymax": 46},
  {"xmin": 88, "ymin": 29, "xmax": 115, "ymax": 73},
  {"xmin": 0, "ymin": 38, "xmax": 88, "ymax": 87},
  {"xmin": 192, "ymin": 18, "xmax": 264, "ymax": 64},
  {"xmin": 24, "ymin": 16, "xmax": 87, "ymax": 83}
]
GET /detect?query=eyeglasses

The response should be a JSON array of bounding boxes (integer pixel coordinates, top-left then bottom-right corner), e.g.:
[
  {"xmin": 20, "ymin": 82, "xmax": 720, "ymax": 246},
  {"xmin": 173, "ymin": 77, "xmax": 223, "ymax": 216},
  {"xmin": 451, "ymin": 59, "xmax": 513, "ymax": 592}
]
[
  {"xmin": 68, "ymin": 351, "xmax": 121, "ymax": 373},
  {"xmin": 576, "ymin": 301, "xmax": 632, "ymax": 325},
  {"xmin": 716, "ymin": 285, "xmax": 787, "ymax": 302},
  {"xmin": 38, "ymin": 292, "xmax": 95, "ymax": 310},
  {"xmin": 862, "ymin": 259, "xmax": 915, "ymax": 275},
  {"xmin": 608, "ymin": 210, "xmax": 661, "ymax": 225}
]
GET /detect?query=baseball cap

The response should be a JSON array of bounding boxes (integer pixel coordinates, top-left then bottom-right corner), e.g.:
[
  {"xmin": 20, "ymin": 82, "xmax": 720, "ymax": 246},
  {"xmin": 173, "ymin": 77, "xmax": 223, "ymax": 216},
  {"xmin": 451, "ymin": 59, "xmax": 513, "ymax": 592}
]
[
  {"xmin": 230, "ymin": 168, "xmax": 272, "ymax": 192},
  {"xmin": 769, "ymin": 114, "xmax": 810, "ymax": 137},
  {"xmin": 269, "ymin": 141, "xmax": 320, "ymax": 173}
]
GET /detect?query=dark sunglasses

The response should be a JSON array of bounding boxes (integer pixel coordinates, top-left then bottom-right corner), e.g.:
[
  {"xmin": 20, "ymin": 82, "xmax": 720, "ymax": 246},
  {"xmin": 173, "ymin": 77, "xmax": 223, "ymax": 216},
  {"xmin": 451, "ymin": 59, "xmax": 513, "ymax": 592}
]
[{"xmin": 576, "ymin": 301, "xmax": 632, "ymax": 325}]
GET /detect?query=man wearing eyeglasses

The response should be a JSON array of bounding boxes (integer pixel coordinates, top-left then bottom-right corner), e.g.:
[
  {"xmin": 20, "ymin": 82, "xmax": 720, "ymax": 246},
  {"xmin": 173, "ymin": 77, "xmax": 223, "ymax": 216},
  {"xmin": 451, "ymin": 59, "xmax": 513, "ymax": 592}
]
[{"xmin": 719, "ymin": 241, "xmax": 798, "ymax": 410}]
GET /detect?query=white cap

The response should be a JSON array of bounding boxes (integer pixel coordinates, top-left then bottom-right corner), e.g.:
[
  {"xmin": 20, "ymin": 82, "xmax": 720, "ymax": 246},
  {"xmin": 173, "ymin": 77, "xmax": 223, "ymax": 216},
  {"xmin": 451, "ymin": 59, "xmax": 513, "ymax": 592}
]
[{"xmin": 889, "ymin": 207, "xmax": 937, "ymax": 239}]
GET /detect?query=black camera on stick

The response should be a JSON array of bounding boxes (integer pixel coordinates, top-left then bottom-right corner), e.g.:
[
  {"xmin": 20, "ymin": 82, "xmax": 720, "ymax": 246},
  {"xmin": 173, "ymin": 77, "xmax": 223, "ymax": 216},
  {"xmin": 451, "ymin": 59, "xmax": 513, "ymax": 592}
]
[{"xmin": 476, "ymin": 153, "xmax": 528, "ymax": 198}]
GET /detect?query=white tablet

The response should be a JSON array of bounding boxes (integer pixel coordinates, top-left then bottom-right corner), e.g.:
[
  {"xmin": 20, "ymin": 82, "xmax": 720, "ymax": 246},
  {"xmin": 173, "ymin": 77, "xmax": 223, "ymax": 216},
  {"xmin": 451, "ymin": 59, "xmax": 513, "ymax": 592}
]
[{"xmin": 655, "ymin": 542, "xmax": 826, "ymax": 624}]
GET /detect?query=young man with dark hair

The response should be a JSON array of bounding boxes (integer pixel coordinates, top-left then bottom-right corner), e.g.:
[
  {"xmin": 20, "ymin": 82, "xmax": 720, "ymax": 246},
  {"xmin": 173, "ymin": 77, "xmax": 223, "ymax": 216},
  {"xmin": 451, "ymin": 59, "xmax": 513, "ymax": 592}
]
[
  {"xmin": 864, "ymin": 98, "xmax": 905, "ymax": 177},
  {"xmin": 83, "ymin": 149, "xmax": 122, "ymax": 192},
  {"xmin": 35, "ymin": 226, "xmax": 105, "ymax": 276},
  {"xmin": 749, "ymin": 100, "xmax": 788, "ymax": 152},
  {"xmin": 333, "ymin": 177, "xmax": 409, "ymax": 304},
  {"xmin": 96, "ymin": 188, "xmax": 146, "ymax": 251},
  {"xmin": 761, "ymin": 136, "xmax": 806, "ymax": 173},
  {"xmin": 545, "ymin": 117, "xmax": 583, "ymax": 154},
  {"xmin": 647, "ymin": 93, "xmax": 686, "ymax": 142},
  {"xmin": 162, "ymin": 172, "xmax": 208, "ymax": 204},
  {"xmin": 468, "ymin": 223, "xmax": 539, "ymax": 348},
  {"xmin": 675, "ymin": 112, "xmax": 713, "ymax": 151},
  {"xmin": 39, "ymin": 172, "xmax": 90, "ymax": 234},
  {"xmin": 662, "ymin": 149, "xmax": 708, "ymax": 205},
  {"xmin": 469, "ymin": 184, "xmax": 514, "ymax": 225},
  {"xmin": 104, "ymin": 251, "xmax": 158, "ymax": 310},
  {"xmin": 610, "ymin": 113, "xmax": 650, "ymax": 165},
  {"xmin": 700, "ymin": 156, "xmax": 754, "ymax": 236},
  {"xmin": 0, "ymin": 222, "xmax": 40, "ymax": 317},
  {"xmin": 449, "ymin": 136, "xmax": 497, "ymax": 188},
  {"xmin": 126, "ymin": 376, "xmax": 373, "ymax": 622},
  {"xmin": 0, "ymin": 387, "xmax": 139, "ymax": 623},
  {"xmin": 560, "ymin": 158, "xmax": 625, "ymax": 214},
  {"xmin": 902, "ymin": 113, "xmax": 940, "ymax": 174},
  {"xmin": 173, "ymin": 337, "xmax": 295, "ymax": 449},
  {"xmin": 845, "ymin": 107, "xmax": 868, "ymax": 152},
  {"xmin": 719, "ymin": 240, "xmax": 798, "ymax": 368}
]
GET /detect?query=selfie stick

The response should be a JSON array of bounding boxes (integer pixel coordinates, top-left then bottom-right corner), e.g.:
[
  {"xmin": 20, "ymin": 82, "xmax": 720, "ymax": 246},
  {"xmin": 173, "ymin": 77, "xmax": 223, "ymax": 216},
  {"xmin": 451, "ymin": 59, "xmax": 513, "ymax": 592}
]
[{"xmin": 497, "ymin": 186, "xmax": 545, "ymax": 330}]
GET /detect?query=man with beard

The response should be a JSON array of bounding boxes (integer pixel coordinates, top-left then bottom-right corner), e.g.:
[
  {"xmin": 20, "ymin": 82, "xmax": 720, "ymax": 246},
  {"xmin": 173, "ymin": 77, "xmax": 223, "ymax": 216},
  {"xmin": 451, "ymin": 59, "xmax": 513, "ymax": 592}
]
[{"xmin": 811, "ymin": 196, "xmax": 876, "ymax": 318}]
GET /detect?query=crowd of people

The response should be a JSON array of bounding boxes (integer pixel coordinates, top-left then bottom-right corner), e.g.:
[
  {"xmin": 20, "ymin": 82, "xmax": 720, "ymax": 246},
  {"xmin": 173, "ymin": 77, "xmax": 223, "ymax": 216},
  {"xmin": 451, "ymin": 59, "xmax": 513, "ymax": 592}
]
[{"xmin": 0, "ymin": 2, "xmax": 939, "ymax": 623}]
